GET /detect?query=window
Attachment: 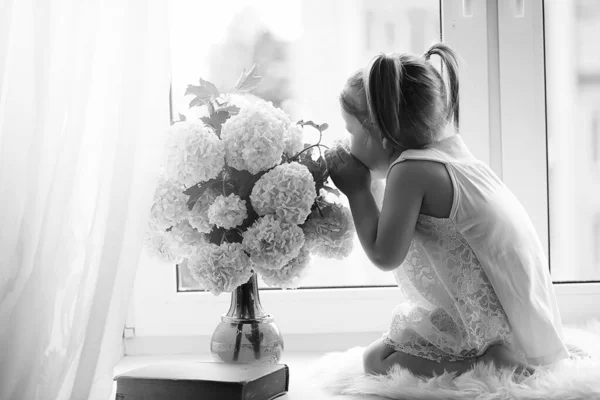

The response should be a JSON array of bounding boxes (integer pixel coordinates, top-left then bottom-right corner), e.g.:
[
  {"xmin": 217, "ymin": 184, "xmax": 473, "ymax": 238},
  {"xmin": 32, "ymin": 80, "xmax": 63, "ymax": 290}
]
[
  {"xmin": 365, "ymin": 10, "xmax": 374, "ymax": 51},
  {"xmin": 545, "ymin": 0, "xmax": 600, "ymax": 282},
  {"xmin": 170, "ymin": 0, "xmax": 441, "ymax": 291},
  {"xmin": 592, "ymin": 112, "xmax": 600, "ymax": 166},
  {"xmin": 594, "ymin": 215, "xmax": 600, "ymax": 270},
  {"xmin": 127, "ymin": 0, "xmax": 600, "ymax": 354}
]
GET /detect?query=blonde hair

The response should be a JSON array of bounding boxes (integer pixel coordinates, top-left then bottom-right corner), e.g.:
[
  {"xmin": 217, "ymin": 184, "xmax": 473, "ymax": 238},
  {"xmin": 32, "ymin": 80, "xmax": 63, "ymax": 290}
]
[{"xmin": 340, "ymin": 43, "xmax": 460, "ymax": 151}]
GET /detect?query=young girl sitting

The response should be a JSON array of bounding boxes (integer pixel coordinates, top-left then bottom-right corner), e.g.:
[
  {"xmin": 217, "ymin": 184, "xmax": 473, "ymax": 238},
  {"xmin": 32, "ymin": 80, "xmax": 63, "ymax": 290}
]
[{"xmin": 325, "ymin": 43, "xmax": 572, "ymax": 378}]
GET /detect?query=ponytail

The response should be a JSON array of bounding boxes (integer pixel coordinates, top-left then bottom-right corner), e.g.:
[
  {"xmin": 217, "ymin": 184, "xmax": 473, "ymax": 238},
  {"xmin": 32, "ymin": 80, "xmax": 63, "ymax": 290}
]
[
  {"xmin": 424, "ymin": 43, "xmax": 460, "ymax": 128},
  {"xmin": 342, "ymin": 43, "xmax": 460, "ymax": 151},
  {"xmin": 364, "ymin": 54, "xmax": 405, "ymax": 149}
]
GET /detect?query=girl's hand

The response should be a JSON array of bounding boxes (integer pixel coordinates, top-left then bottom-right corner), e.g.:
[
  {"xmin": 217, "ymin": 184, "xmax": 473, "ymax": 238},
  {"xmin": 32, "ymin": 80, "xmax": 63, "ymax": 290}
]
[{"xmin": 325, "ymin": 146, "xmax": 371, "ymax": 196}]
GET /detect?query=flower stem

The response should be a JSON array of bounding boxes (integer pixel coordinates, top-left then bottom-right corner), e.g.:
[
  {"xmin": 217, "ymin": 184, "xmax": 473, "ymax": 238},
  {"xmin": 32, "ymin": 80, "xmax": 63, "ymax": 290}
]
[
  {"xmin": 290, "ymin": 123, "xmax": 331, "ymax": 161},
  {"xmin": 290, "ymin": 143, "xmax": 330, "ymax": 161},
  {"xmin": 315, "ymin": 202, "xmax": 324, "ymax": 217},
  {"xmin": 233, "ymin": 323, "xmax": 243, "ymax": 362}
]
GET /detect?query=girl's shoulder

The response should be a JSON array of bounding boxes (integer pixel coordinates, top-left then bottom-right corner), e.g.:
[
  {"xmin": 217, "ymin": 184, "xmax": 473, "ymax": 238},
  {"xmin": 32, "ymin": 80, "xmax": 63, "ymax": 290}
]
[
  {"xmin": 390, "ymin": 134, "xmax": 479, "ymax": 169},
  {"xmin": 386, "ymin": 158, "xmax": 455, "ymax": 220}
]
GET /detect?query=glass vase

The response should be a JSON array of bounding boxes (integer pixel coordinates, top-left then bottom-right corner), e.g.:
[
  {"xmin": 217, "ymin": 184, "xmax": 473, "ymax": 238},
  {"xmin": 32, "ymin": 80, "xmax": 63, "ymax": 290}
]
[{"xmin": 210, "ymin": 273, "xmax": 284, "ymax": 364}]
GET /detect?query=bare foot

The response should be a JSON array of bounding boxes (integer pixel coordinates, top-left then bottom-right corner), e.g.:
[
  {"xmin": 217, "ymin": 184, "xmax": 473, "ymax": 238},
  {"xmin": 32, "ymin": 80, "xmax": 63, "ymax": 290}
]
[
  {"xmin": 478, "ymin": 344, "xmax": 535, "ymax": 377},
  {"xmin": 567, "ymin": 343, "xmax": 591, "ymax": 360}
]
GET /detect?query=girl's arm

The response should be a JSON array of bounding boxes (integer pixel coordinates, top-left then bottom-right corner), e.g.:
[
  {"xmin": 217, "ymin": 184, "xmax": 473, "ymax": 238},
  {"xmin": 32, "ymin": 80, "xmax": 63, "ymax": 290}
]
[{"xmin": 347, "ymin": 160, "xmax": 425, "ymax": 271}]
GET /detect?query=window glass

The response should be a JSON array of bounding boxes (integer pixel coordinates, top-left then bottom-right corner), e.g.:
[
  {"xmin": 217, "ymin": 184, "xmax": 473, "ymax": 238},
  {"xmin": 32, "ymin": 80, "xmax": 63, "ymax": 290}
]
[
  {"xmin": 170, "ymin": 0, "xmax": 441, "ymax": 290},
  {"xmin": 545, "ymin": 0, "xmax": 600, "ymax": 281}
]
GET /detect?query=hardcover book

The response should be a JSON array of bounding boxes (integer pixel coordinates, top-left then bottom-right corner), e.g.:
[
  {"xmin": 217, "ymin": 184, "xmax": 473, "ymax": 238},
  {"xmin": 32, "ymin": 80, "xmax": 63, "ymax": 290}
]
[{"xmin": 114, "ymin": 362, "xmax": 289, "ymax": 400}]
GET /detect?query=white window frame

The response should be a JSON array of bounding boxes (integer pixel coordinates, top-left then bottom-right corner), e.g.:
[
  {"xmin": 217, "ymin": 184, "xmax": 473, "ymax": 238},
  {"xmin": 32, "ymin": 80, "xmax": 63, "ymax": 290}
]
[{"xmin": 125, "ymin": 0, "xmax": 600, "ymax": 356}]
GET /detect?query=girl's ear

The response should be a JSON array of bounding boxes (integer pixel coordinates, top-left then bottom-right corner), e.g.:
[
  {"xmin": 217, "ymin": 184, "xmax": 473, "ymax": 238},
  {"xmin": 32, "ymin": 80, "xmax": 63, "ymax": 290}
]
[{"xmin": 382, "ymin": 137, "xmax": 390, "ymax": 150}]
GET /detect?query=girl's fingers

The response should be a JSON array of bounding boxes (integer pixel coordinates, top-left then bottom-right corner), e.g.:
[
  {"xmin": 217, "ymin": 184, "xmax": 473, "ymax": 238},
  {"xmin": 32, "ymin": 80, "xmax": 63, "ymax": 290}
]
[
  {"xmin": 337, "ymin": 147, "xmax": 366, "ymax": 170},
  {"xmin": 325, "ymin": 150, "xmax": 337, "ymax": 170},
  {"xmin": 337, "ymin": 149, "xmax": 351, "ymax": 164},
  {"xmin": 332, "ymin": 149, "xmax": 345, "ymax": 165}
]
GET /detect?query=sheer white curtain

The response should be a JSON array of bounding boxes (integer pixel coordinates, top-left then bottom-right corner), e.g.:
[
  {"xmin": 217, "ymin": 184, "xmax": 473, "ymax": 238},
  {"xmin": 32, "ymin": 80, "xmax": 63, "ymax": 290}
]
[{"xmin": 0, "ymin": 0, "xmax": 171, "ymax": 398}]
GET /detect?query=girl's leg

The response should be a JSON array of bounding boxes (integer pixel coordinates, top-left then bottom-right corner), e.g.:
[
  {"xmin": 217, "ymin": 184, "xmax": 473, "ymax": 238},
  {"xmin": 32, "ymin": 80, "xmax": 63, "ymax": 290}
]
[
  {"xmin": 566, "ymin": 343, "xmax": 590, "ymax": 359},
  {"xmin": 363, "ymin": 338, "xmax": 396, "ymax": 375},
  {"xmin": 479, "ymin": 344, "xmax": 535, "ymax": 376},
  {"xmin": 363, "ymin": 338, "xmax": 476, "ymax": 378}
]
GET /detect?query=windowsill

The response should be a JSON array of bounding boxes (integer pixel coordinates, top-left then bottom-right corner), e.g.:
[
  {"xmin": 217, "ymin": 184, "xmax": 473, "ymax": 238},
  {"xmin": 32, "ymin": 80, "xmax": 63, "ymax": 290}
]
[
  {"xmin": 112, "ymin": 352, "xmax": 379, "ymax": 400},
  {"xmin": 115, "ymin": 316, "xmax": 599, "ymax": 399},
  {"xmin": 124, "ymin": 331, "xmax": 384, "ymax": 356}
]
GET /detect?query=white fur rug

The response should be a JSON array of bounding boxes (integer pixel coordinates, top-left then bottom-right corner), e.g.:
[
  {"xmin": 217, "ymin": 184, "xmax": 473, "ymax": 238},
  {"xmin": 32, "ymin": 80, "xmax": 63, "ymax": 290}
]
[{"xmin": 310, "ymin": 320, "xmax": 600, "ymax": 400}]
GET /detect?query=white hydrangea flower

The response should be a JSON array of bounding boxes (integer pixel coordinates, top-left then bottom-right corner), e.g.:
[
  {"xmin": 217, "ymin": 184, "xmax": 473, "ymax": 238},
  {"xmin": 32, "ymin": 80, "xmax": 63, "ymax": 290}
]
[
  {"xmin": 148, "ymin": 177, "xmax": 189, "ymax": 231},
  {"xmin": 144, "ymin": 231, "xmax": 183, "ymax": 264},
  {"xmin": 220, "ymin": 99, "xmax": 290, "ymax": 174},
  {"xmin": 188, "ymin": 188, "xmax": 219, "ymax": 233},
  {"xmin": 169, "ymin": 219, "xmax": 206, "ymax": 259},
  {"xmin": 257, "ymin": 245, "xmax": 310, "ymax": 289},
  {"xmin": 332, "ymin": 136, "xmax": 351, "ymax": 152},
  {"xmin": 303, "ymin": 203, "xmax": 355, "ymax": 259},
  {"xmin": 250, "ymin": 162, "xmax": 316, "ymax": 225},
  {"xmin": 207, "ymin": 193, "xmax": 248, "ymax": 229},
  {"xmin": 308, "ymin": 234, "xmax": 354, "ymax": 260},
  {"xmin": 242, "ymin": 215, "xmax": 305, "ymax": 270},
  {"xmin": 187, "ymin": 242, "xmax": 253, "ymax": 296},
  {"xmin": 283, "ymin": 124, "xmax": 305, "ymax": 157},
  {"xmin": 163, "ymin": 120, "xmax": 225, "ymax": 187}
]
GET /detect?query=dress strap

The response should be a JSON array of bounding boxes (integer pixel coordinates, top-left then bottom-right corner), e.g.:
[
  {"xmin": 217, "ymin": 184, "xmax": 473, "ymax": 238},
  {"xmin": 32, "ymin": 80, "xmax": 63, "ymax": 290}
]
[
  {"xmin": 386, "ymin": 147, "xmax": 450, "ymax": 180},
  {"xmin": 386, "ymin": 135, "xmax": 476, "ymax": 179}
]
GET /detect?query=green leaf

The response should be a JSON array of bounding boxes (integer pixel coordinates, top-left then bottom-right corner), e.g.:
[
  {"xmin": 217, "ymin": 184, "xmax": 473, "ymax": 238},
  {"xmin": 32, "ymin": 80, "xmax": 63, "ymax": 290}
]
[
  {"xmin": 217, "ymin": 105, "xmax": 240, "ymax": 115},
  {"xmin": 201, "ymin": 110, "xmax": 230, "ymax": 137},
  {"xmin": 234, "ymin": 64, "xmax": 262, "ymax": 92},
  {"xmin": 178, "ymin": 113, "xmax": 187, "ymax": 122},
  {"xmin": 321, "ymin": 185, "xmax": 341, "ymax": 197},
  {"xmin": 207, "ymin": 226, "xmax": 243, "ymax": 245},
  {"xmin": 228, "ymin": 168, "xmax": 267, "ymax": 199},
  {"xmin": 300, "ymin": 155, "xmax": 328, "ymax": 194},
  {"xmin": 183, "ymin": 177, "xmax": 221, "ymax": 210},
  {"xmin": 298, "ymin": 120, "xmax": 327, "ymax": 132},
  {"xmin": 199, "ymin": 78, "xmax": 219, "ymax": 94},
  {"xmin": 186, "ymin": 78, "xmax": 220, "ymax": 108},
  {"xmin": 184, "ymin": 185, "xmax": 208, "ymax": 210}
]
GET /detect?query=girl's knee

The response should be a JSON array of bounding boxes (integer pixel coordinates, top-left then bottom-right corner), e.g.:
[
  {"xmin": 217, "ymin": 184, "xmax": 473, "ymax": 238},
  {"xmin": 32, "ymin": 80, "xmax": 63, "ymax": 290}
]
[
  {"xmin": 363, "ymin": 348, "xmax": 383, "ymax": 375},
  {"xmin": 363, "ymin": 348, "xmax": 378, "ymax": 375},
  {"xmin": 363, "ymin": 340, "xmax": 391, "ymax": 375}
]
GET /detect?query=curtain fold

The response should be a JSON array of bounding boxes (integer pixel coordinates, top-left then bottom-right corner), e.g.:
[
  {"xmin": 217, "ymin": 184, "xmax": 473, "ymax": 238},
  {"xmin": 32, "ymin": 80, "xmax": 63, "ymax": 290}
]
[{"xmin": 0, "ymin": 0, "xmax": 171, "ymax": 398}]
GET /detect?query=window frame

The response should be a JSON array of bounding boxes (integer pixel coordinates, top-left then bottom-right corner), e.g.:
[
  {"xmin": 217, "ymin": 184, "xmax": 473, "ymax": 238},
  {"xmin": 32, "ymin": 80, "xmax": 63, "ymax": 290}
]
[{"xmin": 126, "ymin": 0, "xmax": 600, "ymax": 355}]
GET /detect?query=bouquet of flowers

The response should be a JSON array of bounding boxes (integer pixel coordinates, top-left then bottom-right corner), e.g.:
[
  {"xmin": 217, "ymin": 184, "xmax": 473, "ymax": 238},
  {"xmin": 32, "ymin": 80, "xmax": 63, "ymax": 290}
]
[{"xmin": 145, "ymin": 65, "xmax": 355, "ymax": 295}]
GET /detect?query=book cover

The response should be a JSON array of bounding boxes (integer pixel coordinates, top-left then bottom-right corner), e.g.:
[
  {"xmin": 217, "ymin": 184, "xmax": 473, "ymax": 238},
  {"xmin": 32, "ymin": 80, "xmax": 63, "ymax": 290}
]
[{"xmin": 114, "ymin": 362, "xmax": 289, "ymax": 400}]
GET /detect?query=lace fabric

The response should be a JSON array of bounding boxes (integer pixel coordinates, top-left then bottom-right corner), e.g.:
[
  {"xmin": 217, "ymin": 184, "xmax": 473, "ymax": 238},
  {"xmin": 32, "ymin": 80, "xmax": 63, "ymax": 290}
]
[
  {"xmin": 383, "ymin": 215, "xmax": 520, "ymax": 363},
  {"xmin": 382, "ymin": 135, "xmax": 568, "ymax": 366}
]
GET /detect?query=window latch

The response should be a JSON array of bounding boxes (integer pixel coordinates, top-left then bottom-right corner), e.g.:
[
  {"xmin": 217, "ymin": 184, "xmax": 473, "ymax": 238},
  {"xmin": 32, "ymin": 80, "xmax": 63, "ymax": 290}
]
[
  {"xmin": 462, "ymin": 0, "xmax": 474, "ymax": 17},
  {"xmin": 513, "ymin": 0, "xmax": 525, "ymax": 18}
]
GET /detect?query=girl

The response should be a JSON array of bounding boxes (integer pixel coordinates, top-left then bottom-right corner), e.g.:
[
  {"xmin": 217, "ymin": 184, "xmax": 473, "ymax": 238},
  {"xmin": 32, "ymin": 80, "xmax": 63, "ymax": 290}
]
[{"xmin": 325, "ymin": 43, "xmax": 572, "ymax": 378}]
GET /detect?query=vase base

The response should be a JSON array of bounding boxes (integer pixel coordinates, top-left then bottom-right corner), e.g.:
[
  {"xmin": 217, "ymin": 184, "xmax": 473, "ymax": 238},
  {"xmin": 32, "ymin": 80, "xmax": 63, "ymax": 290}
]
[{"xmin": 210, "ymin": 319, "xmax": 284, "ymax": 364}]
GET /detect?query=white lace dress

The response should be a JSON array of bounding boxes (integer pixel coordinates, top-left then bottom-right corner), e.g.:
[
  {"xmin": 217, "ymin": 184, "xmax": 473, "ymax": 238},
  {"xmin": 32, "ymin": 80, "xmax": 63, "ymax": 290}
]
[
  {"xmin": 382, "ymin": 134, "xmax": 569, "ymax": 365},
  {"xmin": 383, "ymin": 215, "xmax": 517, "ymax": 362}
]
